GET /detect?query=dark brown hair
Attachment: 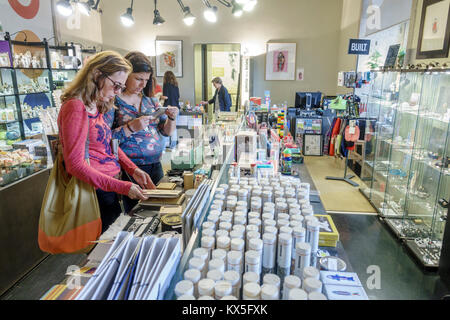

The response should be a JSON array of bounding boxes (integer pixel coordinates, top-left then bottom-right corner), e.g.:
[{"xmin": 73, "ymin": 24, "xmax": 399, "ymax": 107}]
[
  {"xmin": 163, "ymin": 71, "xmax": 178, "ymax": 87},
  {"xmin": 124, "ymin": 51, "xmax": 152, "ymax": 74}
]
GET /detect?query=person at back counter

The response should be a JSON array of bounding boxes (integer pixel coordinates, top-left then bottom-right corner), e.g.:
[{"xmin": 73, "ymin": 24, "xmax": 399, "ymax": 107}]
[{"xmin": 200, "ymin": 77, "xmax": 232, "ymax": 113}]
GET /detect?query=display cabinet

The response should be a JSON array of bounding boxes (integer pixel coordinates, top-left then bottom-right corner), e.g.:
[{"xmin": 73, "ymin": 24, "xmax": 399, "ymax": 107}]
[
  {"xmin": 361, "ymin": 69, "xmax": 450, "ymax": 269},
  {"xmin": 49, "ymin": 44, "xmax": 80, "ymax": 90}
]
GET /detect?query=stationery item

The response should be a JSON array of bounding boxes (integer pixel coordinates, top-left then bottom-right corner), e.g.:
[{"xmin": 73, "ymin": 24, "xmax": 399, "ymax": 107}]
[
  {"xmin": 324, "ymin": 284, "xmax": 368, "ymax": 300},
  {"xmin": 142, "ymin": 189, "xmax": 182, "ymax": 198}
]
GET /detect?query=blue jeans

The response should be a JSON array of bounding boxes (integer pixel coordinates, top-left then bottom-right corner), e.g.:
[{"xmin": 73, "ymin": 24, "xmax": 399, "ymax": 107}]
[{"xmin": 121, "ymin": 162, "xmax": 165, "ymax": 213}]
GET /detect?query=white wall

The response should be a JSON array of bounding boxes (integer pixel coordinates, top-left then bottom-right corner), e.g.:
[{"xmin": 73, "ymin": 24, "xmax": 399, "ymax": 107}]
[{"xmin": 99, "ymin": 0, "xmax": 345, "ymax": 106}]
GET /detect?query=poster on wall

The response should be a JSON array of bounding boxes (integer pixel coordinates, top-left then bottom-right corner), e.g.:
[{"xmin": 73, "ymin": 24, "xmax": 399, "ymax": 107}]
[
  {"xmin": 416, "ymin": 0, "xmax": 450, "ymax": 59},
  {"xmin": 265, "ymin": 42, "xmax": 296, "ymax": 81},
  {"xmin": 210, "ymin": 50, "xmax": 240, "ymax": 108},
  {"xmin": 155, "ymin": 40, "xmax": 183, "ymax": 78}
]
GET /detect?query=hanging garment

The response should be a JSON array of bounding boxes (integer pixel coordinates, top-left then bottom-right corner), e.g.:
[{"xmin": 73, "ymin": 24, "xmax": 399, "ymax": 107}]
[
  {"xmin": 329, "ymin": 117, "xmax": 341, "ymax": 157},
  {"xmin": 344, "ymin": 124, "xmax": 361, "ymax": 151}
]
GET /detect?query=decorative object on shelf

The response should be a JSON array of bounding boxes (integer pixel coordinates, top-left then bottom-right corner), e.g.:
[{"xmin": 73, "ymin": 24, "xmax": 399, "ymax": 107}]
[
  {"xmin": 416, "ymin": 0, "xmax": 450, "ymax": 59},
  {"xmin": 265, "ymin": 42, "xmax": 296, "ymax": 81},
  {"xmin": 156, "ymin": 40, "xmax": 183, "ymax": 77}
]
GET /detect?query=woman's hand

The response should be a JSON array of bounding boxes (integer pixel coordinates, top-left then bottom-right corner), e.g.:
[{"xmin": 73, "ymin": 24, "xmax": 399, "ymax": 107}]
[
  {"xmin": 165, "ymin": 106, "xmax": 179, "ymax": 119},
  {"xmin": 132, "ymin": 168, "xmax": 156, "ymax": 189},
  {"xmin": 128, "ymin": 116, "xmax": 150, "ymax": 132},
  {"xmin": 128, "ymin": 184, "xmax": 148, "ymax": 201}
]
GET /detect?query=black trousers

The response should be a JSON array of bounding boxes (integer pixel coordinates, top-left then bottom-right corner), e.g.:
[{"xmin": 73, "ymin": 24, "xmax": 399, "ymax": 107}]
[
  {"xmin": 122, "ymin": 162, "xmax": 165, "ymax": 214},
  {"xmin": 96, "ymin": 189, "xmax": 122, "ymax": 234}
]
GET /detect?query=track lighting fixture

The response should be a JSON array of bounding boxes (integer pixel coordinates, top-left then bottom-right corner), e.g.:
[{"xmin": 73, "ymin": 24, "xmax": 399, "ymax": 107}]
[
  {"xmin": 56, "ymin": 0, "xmax": 73, "ymax": 17},
  {"xmin": 177, "ymin": 0, "xmax": 196, "ymax": 26},
  {"xmin": 203, "ymin": 0, "xmax": 218, "ymax": 23},
  {"xmin": 77, "ymin": 0, "xmax": 93, "ymax": 16},
  {"xmin": 121, "ymin": 0, "xmax": 135, "ymax": 27},
  {"xmin": 243, "ymin": 0, "xmax": 257, "ymax": 12},
  {"xmin": 153, "ymin": 0, "xmax": 165, "ymax": 25},
  {"xmin": 231, "ymin": 0, "xmax": 244, "ymax": 17}
]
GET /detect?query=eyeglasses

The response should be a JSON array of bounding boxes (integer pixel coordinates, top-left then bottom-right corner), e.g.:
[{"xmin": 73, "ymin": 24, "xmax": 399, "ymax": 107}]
[{"xmin": 104, "ymin": 74, "xmax": 127, "ymax": 92}]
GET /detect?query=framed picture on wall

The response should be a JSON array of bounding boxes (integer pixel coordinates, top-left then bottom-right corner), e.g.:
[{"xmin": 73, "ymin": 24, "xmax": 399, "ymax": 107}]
[
  {"xmin": 416, "ymin": 0, "xmax": 450, "ymax": 59},
  {"xmin": 155, "ymin": 40, "xmax": 183, "ymax": 77},
  {"xmin": 265, "ymin": 42, "xmax": 296, "ymax": 80}
]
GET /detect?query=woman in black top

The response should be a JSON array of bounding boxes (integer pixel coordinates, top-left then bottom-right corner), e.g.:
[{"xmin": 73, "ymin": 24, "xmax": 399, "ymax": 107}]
[{"xmin": 163, "ymin": 71, "xmax": 180, "ymax": 148}]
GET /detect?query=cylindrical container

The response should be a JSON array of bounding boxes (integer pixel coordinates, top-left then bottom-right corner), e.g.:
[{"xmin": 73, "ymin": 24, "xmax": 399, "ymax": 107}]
[
  {"xmin": 248, "ymin": 212, "xmax": 261, "ymax": 220},
  {"xmin": 278, "ymin": 213, "xmax": 290, "ymax": 221},
  {"xmin": 308, "ymin": 292, "xmax": 328, "ymax": 300},
  {"xmin": 263, "ymin": 203, "xmax": 276, "ymax": 214},
  {"xmin": 201, "ymin": 236, "xmax": 215, "ymax": 259},
  {"xmin": 288, "ymin": 288, "xmax": 308, "ymax": 300},
  {"xmin": 251, "ymin": 201, "xmax": 262, "ymax": 214},
  {"xmin": 215, "ymin": 193, "xmax": 226, "ymax": 201},
  {"xmin": 276, "ymin": 202, "xmax": 288, "ymax": 219},
  {"xmin": 232, "ymin": 225, "xmax": 246, "ymax": 237},
  {"xmin": 307, "ymin": 220, "xmax": 320, "ymax": 262},
  {"xmin": 263, "ymin": 273, "xmax": 281, "ymax": 292},
  {"xmin": 201, "ymin": 228, "xmax": 215, "ymax": 239},
  {"xmin": 209, "ymin": 258, "xmax": 225, "ymax": 273},
  {"xmin": 302, "ymin": 205, "xmax": 313, "ymax": 213},
  {"xmin": 238, "ymin": 189, "xmax": 249, "ymax": 203},
  {"xmin": 303, "ymin": 277, "xmax": 323, "ymax": 294},
  {"xmin": 275, "ymin": 197, "xmax": 287, "ymax": 205},
  {"xmin": 215, "ymin": 229, "xmax": 229, "ymax": 241},
  {"xmin": 226, "ymin": 199, "xmax": 237, "ymax": 212},
  {"xmin": 280, "ymin": 226, "xmax": 293, "ymax": 236},
  {"xmin": 248, "ymin": 218, "xmax": 262, "ymax": 233},
  {"xmin": 189, "ymin": 257, "xmax": 206, "ymax": 278},
  {"xmin": 212, "ymin": 248, "xmax": 227, "ymax": 264},
  {"xmin": 252, "ymin": 189, "xmax": 262, "ymax": 199},
  {"xmin": 219, "ymin": 215, "xmax": 233, "ymax": 225},
  {"xmin": 282, "ymin": 275, "xmax": 301, "ymax": 300},
  {"xmin": 215, "ymin": 187, "xmax": 225, "ymax": 196},
  {"xmin": 246, "ymin": 224, "xmax": 259, "ymax": 234},
  {"xmin": 263, "ymin": 219, "xmax": 276, "ymax": 232},
  {"xmin": 295, "ymin": 242, "xmax": 311, "ymax": 278},
  {"xmin": 298, "ymin": 190, "xmax": 308, "ymax": 201},
  {"xmin": 198, "ymin": 296, "xmax": 215, "ymax": 300},
  {"xmin": 193, "ymin": 247, "xmax": 209, "ymax": 263},
  {"xmin": 289, "ymin": 220, "xmax": 302, "ymax": 229},
  {"xmin": 285, "ymin": 190, "xmax": 296, "ymax": 199},
  {"xmin": 290, "ymin": 214, "xmax": 304, "ymax": 225},
  {"xmin": 175, "ymin": 280, "xmax": 194, "ymax": 298},
  {"xmin": 302, "ymin": 266, "xmax": 320, "ymax": 281},
  {"xmin": 243, "ymin": 283, "xmax": 261, "ymax": 300},
  {"xmin": 222, "ymin": 210, "xmax": 234, "ymax": 219},
  {"xmin": 245, "ymin": 250, "xmax": 261, "ymax": 275},
  {"xmin": 224, "ymin": 270, "xmax": 241, "ymax": 299},
  {"xmin": 246, "ymin": 231, "xmax": 261, "ymax": 249},
  {"xmin": 198, "ymin": 278, "xmax": 215, "ymax": 297},
  {"xmin": 277, "ymin": 233, "xmax": 292, "ymax": 281},
  {"xmin": 217, "ymin": 236, "xmax": 231, "ymax": 252},
  {"xmin": 274, "ymin": 190, "xmax": 284, "ymax": 199},
  {"xmin": 184, "ymin": 269, "xmax": 201, "ymax": 298},
  {"xmin": 202, "ymin": 221, "xmax": 215, "ymax": 231},
  {"xmin": 243, "ymin": 271, "xmax": 260, "ymax": 285},
  {"xmin": 235, "ymin": 207, "xmax": 247, "ymax": 218},
  {"xmin": 177, "ymin": 295, "xmax": 196, "ymax": 300},
  {"xmin": 214, "ymin": 280, "xmax": 232, "ymax": 300},
  {"xmin": 304, "ymin": 215, "xmax": 319, "ymax": 226},
  {"xmin": 292, "ymin": 227, "xmax": 307, "ymax": 264},
  {"xmin": 234, "ymin": 215, "xmax": 247, "ymax": 226},
  {"xmin": 289, "ymin": 206, "xmax": 301, "ymax": 216},
  {"xmin": 300, "ymin": 183, "xmax": 310, "ymax": 196},
  {"xmin": 229, "ymin": 229, "xmax": 243, "ymax": 240},
  {"xmin": 262, "ymin": 212, "xmax": 274, "ymax": 222},
  {"xmin": 286, "ymin": 198, "xmax": 298, "ymax": 207},
  {"xmin": 211, "ymin": 203, "xmax": 223, "ymax": 213},
  {"xmin": 277, "ymin": 219, "xmax": 290, "ymax": 229},
  {"xmin": 264, "ymin": 226, "xmax": 278, "ymax": 237},
  {"xmin": 207, "ymin": 269, "xmax": 224, "ymax": 282},
  {"xmin": 299, "ymin": 199, "xmax": 309, "ymax": 208},
  {"xmin": 227, "ymin": 250, "xmax": 243, "ymax": 274},
  {"xmin": 228, "ymin": 188, "xmax": 239, "ymax": 197},
  {"xmin": 219, "ymin": 222, "xmax": 232, "ymax": 232},
  {"xmin": 261, "ymin": 284, "xmax": 279, "ymax": 300},
  {"xmin": 230, "ymin": 238, "xmax": 245, "ymax": 253},
  {"xmin": 302, "ymin": 208, "xmax": 314, "ymax": 217},
  {"xmin": 249, "ymin": 238, "xmax": 263, "ymax": 274},
  {"xmin": 236, "ymin": 200, "xmax": 248, "ymax": 209},
  {"xmin": 262, "ymin": 190, "xmax": 273, "ymax": 205}
]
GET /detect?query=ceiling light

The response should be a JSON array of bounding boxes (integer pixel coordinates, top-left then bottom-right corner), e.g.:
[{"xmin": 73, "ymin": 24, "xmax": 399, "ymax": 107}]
[
  {"xmin": 243, "ymin": 0, "xmax": 257, "ymax": 11},
  {"xmin": 56, "ymin": 0, "xmax": 73, "ymax": 16},
  {"xmin": 77, "ymin": 1, "xmax": 91, "ymax": 16},
  {"xmin": 121, "ymin": 7, "xmax": 134, "ymax": 27},
  {"xmin": 204, "ymin": 6, "xmax": 218, "ymax": 23},
  {"xmin": 153, "ymin": 0, "xmax": 165, "ymax": 25},
  {"xmin": 231, "ymin": 0, "xmax": 243, "ymax": 17},
  {"xmin": 183, "ymin": 9, "xmax": 196, "ymax": 26}
]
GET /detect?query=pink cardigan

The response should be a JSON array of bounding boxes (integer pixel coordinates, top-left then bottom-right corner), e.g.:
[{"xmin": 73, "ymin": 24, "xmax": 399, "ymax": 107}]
[{"xmin": 58, "ymin": 99, "xmax": 137, "ymax": 195}]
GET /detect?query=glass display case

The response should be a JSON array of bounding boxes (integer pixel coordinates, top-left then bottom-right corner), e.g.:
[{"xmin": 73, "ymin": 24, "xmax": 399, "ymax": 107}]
[
  {"xmin": 49, "ymin": 44, "xmax": 80, "ymax": 91},
  {"xmin": 362, "ymin": 69, "xmax": 450, "ymax": 269}
]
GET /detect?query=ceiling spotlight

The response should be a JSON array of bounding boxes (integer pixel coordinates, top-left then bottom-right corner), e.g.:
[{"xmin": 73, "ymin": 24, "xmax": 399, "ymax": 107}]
[
  {"xmin": 204, "ymin": 6, "xmax": 218, "ymax": 23},
  {"xmin": 77, "ymin": 1, "xmax": 92, "ymax": 16},
  {"xmin": 231, "ymin": 0, "xmax": 243, "ymax": 17},
  {"xmin": 183, "ymin": 8, "xmax": 196, "ymax": 26},
  {"xmin": 121, "ymin": 1, "xmax": 134, "ymax": 27},
  {"xmin": 56, "ymin": 0, "xmax": 73, "ymax": 16},
  {"xmin": 243, "ymin": 0, "xmax": 257, "ymax": 11},
  {"xmin": 153, "ymin": 0, "xmax": 165, "ymax": 25}
]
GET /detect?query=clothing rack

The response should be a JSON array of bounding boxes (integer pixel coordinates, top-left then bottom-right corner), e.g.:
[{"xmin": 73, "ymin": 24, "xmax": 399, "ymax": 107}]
[{"xmin": 326, "ymin": 114, "xmax": 360, "ymax": 187}]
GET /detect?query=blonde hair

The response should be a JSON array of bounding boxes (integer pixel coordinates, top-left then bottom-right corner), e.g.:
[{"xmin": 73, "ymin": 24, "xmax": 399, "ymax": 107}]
[{"xmin": 61, "ymin": 51, "xmax": 132, "ymax": 113}]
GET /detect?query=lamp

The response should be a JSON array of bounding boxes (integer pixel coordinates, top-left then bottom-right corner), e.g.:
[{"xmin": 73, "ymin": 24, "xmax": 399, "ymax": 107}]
[
  {"xmin": 177, "ymin": 0, "xmax": 196, "ymax": 26},
  {"xmin": 56, "ymin": 0, "xmax": 73, "ymax": 16},
  {"xmin": 203, "ymin": 0, "xmax": 218, "ymax": 23},
  {"xmin": 153, "ymin": 0, "xmax": 165, "ymax": 25},
  {"xmin": 231, "ymin": 0, "xmax": 243, "ymax": 17},
  {"xmin": 77, "ymin": 0, "xmax": 93, "ymax": 16},
  {"xmin": 243, "ymin": 0, "xmax": 257, "ymax": 12},
  {"xmin": 121, "ymin": 0, "xmax": 135, "ymax": 27}
]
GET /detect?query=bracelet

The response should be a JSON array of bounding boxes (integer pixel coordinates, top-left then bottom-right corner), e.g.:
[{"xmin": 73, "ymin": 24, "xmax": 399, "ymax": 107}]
[
  {"xmin": 168, "ymin": 115, "xmax": 175, "ymax": 121},
  {"xmin": 126, "ymin": 123, "xmax": 135, "ymax": 133}
]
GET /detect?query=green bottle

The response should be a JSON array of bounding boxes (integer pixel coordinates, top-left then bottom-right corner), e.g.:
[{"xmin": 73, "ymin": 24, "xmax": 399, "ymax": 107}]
[{"xmin": 282, "ymin": 148, "xmax": 292, "ymax": 175}]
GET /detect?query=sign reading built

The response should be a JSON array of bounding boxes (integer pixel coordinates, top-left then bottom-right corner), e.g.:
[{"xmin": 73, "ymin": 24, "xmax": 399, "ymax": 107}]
[{"xmin": 348, "ymin": 39, "xmax": 371, "ymax": 55}]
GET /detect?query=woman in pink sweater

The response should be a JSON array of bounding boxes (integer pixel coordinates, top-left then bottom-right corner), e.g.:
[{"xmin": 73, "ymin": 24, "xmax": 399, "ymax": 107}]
[{"xmin": 58, "ymin": 51, "xmax": 154, "ymax": 233}]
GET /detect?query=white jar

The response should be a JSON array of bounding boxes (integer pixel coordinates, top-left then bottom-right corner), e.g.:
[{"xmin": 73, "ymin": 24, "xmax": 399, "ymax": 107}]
[
  {"xmin": 277, "ymin": 219, "xmax": 290, "ymax": 229},
  {"xmin": 302, "ymin": 266, "xmax": 320, "ymax": 281},
  {"xmin": 238, "ymin": 189, "xmax": 249, "ymax": 202},
  {"xmin": 261, "ymin": 284, "xmax": 279, "ymax": 300},
  {"xmin": 282, "ymin": 275, "xmax": 301, "ymax": 300},
  {"xmin": 209, "ymin": 259, "xmax": 225, "ymax": 274},
  {"xmin": 263, "ymin": 273, "xmax": 281, "ymax": 291},
  {"xmin": 262, "ymin": 212, "xmax": 274, "ymax": 221},
  {"xmin": 276, "ymin": 202, "xmax": 288, "ymax": 216},
  {"xmin": 245, "ymin": 250, "xmax": 261, "ymax": 275},
  {"xmin": 188, "ymin": 257, "xmax": 206, "ymax": 278},
  {"xmin": 234, "ymin": 215, "xmax": 247, "ymax": 226},
  {"xmin": 236, "ymin": 200, "xmax": 248, "ymax": 209},
  {"xmin": 243, "ymin": 271, "xmax": 260, "ymax": 285},
  {"xmin": 289, "ymin": 206, "xmax": 301, "ymax": 216},
  {"xmin": 202, "ymin": 228, "xmax": 215, "ymax": 238},
  {"xmin": 307, "ymin": 220, "xmax": 320, "ymax": 257},
  {"xmin": 184, "ymin": 269, "xmax": 201, "ymax": 298},
  {"xmin": 285, "ymin": 190, "xmax": 296, "ymax": 200},
  {"xmin": 215, "ymin": 229, "xmax": 229, "ymax": 240},
  {"xmin": 207, "ymin": 269, "xmax": 224, "ymax": 282},
  {"xmin": 277, "ymin": 233, "xmax": 292, "ymax": 275},
  {"xmin": 246, "ymin": 231, "xmax": 261, "ymax": 249},
  {"xmin": 202, "ymin": 221, "xmax": 215, "ymax": 231},
  {"xmin": 217, "ymin": 236, "xmax": 231, "ymax": 251},
  {"xmin": 248, "ymin": 212, "xmax": 261, "ymax": 220},
  {"xmin": 219, "ymin": 221, "xmax": 232, "ymax": 232},
  {"xmin": 264, "ymin": 226, "xmax": 278, "ymax": 236},
  {"xmin": 246, "ymin": 224, "xmax": 259, "ymax": 234},
  {"xmin": 232, "ymin": 225, "xmax": 246, "ymax": 238},
  {"xmin": 308, "ymin": 292, "xmax": 328, "ymax": 300},
  {"xmin": 219, "ymin": 215, "xmax": 232, "ymax": 225},
  {"xmin": 212, "ymin": 248, "xmax": 227, "ymax": 264},
  {"xmin": 214, "ymin": 280, "xmax": 232, "ymax": 300},
  {"xmin": 201, "ymin": 236, "xmax": 215, "ymax": 258},
  {"xmin": 289, "ymin": 220, "xmax": 302, "ymax": 229},
  {"xmin": 280, "ymin": 226, "xmax": 293, "ymax": 236},
  {"xmin": 262, "ymin": 190, "xmax": 273, "ymax": 204},
  {"xmin": 198, "ymin": 278, "xmax": 215, "ymax": 297},
  {"xmin": 248, "ymin": 218, "xmax": 262, "ymax": 233},
  {"xmin": 215, "ymin": 194, "xmax": 226, "ymax": 201},
  {"xmin": 192, "ymin": 247, "xmax": 209, "ymax": 263},
  {"xmin": 251, "ymin": 201, "xmax": 262, "ymax": 214},
  {"xmin": 224, "ymin": 270, "xmax": 241, "ymax": 299},
  {"xmin": 278, "ymin": 213, "xmax": 290, "ymax": 221},
  {"xmin": 286, "ymin": 198, "xmax": 298, "ymax": 206},
  {"xmin": 288, "ymin": 288, "xmax": 308, "ymax": 300},
  {"xmin": 230, "ymin": 238, "xmax": 245, "ymax": 253},
  {"xmin": 263, "ymin": 219, "xmax": 277, "ymax": 231},
  {"xmin": 290, "ymin": 214, "xmax": 304, "ymax": 225},
  {"xmin": 227, "ymin": 250, "xmax": 243, "ymax": 274},
  {"xmin": 303, "ymin": 277, "xmax": 323, "ymax": 294},
  {"xmin": 249, "ymin": 238, "xmax": 263, "ymax": 273},
  {"xmin": 229, "ymin": 229, "xmax": 244, "ymax": 240},
  {"xmin": 226, "ymin": 199, "xmax": 237, "ymax": 212},
  {"xmin": 262, "ymin": 233, "xmax": 277, "ymax": 273},
  {"xmin": 175, "ymin": 280, "xmax": 194, "ymax": 298},
  {"xmin": 243, "ymin": 282, "xmax": 261, "ymax": 300},
  {"xmin": 252, "ymin": 189, "xmax": 262, "ymax": 198},
  {"xmin": 292, "ymin": 227, "xmax": 307, "ymax": 259},
  {"xmin": 294, "ymin": 242, "xmax": 311, "ymax": 278}
]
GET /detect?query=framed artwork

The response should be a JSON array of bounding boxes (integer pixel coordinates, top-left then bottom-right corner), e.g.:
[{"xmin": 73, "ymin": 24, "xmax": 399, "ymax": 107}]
[
  {"xmin": 265, "ymin": 42, "xmax": 296, "ymax": 80},
  {"xmin": 416, "ymin": 0, "xmax": 450, "ymax": 59},
  {"xmin": 155, "ymin": 40, "xmax": 183, "ymax": 77}
]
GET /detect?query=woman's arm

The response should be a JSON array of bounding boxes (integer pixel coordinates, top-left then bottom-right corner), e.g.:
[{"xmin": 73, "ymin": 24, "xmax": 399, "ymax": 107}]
[
  {"xmin": 59, "ymin": 100, "xmax": 132, "ymax": 195},
  {"xmin": 118, "ymin": 147, "xmax": 138, "ymax": 176}
]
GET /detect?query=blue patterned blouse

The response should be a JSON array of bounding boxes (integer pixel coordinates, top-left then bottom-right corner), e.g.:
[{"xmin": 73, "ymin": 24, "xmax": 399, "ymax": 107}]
[{"xmin": 104, "ymin": 95, "xmax": 169, "ymax": 165}]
